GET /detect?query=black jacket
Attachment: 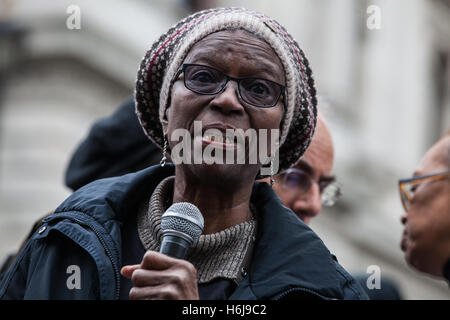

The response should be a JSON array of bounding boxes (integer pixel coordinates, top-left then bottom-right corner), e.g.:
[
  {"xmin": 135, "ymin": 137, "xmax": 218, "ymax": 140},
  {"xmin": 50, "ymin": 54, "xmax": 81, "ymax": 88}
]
[{"xmin": 0, "ymin": 164, "xmax": 368, "ymax": 300}]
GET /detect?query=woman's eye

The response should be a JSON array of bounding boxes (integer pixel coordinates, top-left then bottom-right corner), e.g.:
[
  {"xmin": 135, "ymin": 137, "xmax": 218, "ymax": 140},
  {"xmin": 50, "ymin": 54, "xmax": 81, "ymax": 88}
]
[
  {"xmin": 192, "ymin": 71, "xmax": 214, "ymax": 83},
  {"xmin": 249, "ymin": 82, "xmax": 269, "ymax": 95}
]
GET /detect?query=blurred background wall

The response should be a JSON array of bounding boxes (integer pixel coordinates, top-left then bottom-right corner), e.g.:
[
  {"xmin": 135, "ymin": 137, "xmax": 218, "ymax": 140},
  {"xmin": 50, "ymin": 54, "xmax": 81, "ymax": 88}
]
[{"xmin": 0, "ymin": 0, "xmax": 449, "ymax": 299}]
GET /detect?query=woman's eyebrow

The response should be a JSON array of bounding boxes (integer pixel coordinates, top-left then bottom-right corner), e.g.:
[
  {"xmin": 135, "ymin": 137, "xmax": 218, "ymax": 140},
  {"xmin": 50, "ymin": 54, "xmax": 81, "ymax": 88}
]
[
  {"xmin": 188, "ymin": 55, "xmax": 282, "ymax": 80},
  {"xmin": 254, "ymin": 64, "xmax": 282, "ymax": 79},
  {"xmin": 185, "ymin": 55, "xmax": 216, "ymax": 66}
]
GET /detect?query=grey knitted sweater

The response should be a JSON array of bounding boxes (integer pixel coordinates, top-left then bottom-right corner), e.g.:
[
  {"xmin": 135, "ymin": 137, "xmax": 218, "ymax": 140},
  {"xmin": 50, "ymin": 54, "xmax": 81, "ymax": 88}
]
[{"xmin": 137, "ymin": 176, "xmax": 257, "ymax": 284}]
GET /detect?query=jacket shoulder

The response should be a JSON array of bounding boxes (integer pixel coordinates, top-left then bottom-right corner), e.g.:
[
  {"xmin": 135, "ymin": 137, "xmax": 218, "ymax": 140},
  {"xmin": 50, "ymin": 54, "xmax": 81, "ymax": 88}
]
[
  {"xmin": 249, "ymin": 182, "xmax": 369, "ymax": 300},
  {"xmin": 56, "ymin": 164, "xmax": 174, "ymax": 223},
  {"xmin": 0, "ymin": 227, "xmax": 99, "ymax": 299}
]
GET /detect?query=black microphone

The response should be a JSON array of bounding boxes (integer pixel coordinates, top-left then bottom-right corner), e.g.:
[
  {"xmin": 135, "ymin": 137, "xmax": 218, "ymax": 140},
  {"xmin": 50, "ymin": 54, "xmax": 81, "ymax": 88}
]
[{"xmin": 160, "ymin": 202, "xmax": 204, "ymax": 259}]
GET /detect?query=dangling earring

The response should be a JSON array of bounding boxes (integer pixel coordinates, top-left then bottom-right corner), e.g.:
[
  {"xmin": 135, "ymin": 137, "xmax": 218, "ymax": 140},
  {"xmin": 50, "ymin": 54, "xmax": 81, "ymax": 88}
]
[
  {"xmin": 160, "ymin": 138, "xmax": 168, "ymax": 167},
  {"xmin": 270, "ymin": 158, "xmax": 275, "ymax": 187}
]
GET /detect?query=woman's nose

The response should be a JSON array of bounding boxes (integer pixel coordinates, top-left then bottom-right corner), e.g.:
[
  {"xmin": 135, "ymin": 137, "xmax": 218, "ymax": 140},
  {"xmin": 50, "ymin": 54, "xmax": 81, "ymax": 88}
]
[{"xmin": 209, "ymin": 81, "xmax": 245, "ymax": 115}]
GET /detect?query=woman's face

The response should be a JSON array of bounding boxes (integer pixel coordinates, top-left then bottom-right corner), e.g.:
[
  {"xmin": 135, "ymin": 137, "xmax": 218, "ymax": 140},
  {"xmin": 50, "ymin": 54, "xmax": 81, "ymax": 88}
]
[{"xmin": 163, "ymin": 30, "xmax": 285, "ymax": 183}]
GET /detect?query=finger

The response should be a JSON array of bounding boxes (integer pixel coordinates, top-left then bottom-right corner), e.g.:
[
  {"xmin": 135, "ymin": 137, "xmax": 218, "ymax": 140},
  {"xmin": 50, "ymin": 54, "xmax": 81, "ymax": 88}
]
[
  {"xmin": 141, "ymin": 250, "xmax": 180, "ymax": 270},
  {"xmin": 131, "ymin": 268, "xmax": 172, "ymax": 287},
  {"xmin": 121, "ymin": 264, "xmax": 140, "ymax": 279},
  {"xmin": 129, "ymin": 284, "xmax": 177, "ymax": 300}
]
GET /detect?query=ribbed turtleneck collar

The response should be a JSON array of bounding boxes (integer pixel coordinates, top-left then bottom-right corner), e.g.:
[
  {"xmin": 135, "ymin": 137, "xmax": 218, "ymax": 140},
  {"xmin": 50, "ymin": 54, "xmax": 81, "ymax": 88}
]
[{"xmin": 137, "ymin": 176, "xmax": 257, "ymax": 284}]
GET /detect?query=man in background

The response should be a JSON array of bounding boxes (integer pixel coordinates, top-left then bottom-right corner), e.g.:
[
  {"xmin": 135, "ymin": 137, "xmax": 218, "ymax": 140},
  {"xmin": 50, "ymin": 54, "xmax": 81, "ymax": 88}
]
[{"xmin": 268, "ymin": 115, "xmax": 338, "ymax": 224}]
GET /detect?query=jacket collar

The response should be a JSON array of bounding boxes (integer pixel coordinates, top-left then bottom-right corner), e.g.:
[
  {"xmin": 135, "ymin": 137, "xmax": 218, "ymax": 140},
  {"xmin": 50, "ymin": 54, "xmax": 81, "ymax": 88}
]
[
  {"xmin": 246, "ymin": 181, "xmax": 350, "ymax": 299},
  {"xmin": 55, "ymin": 164, "xmax": 175, "ymax": 224}
]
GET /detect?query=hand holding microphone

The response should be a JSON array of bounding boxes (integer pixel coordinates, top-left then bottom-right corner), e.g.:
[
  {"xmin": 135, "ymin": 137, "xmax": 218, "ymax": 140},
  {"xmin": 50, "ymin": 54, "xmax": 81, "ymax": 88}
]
[{"xmin": 121, "ymin": 202, "xmax": 204, "ymax": 300}]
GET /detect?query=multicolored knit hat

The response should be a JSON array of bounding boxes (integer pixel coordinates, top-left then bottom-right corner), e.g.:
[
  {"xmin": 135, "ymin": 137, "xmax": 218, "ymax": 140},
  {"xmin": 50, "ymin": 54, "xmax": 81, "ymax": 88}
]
[{"xmin": 135, "ymin": 7, "xmax": 317, "ymax": 174}]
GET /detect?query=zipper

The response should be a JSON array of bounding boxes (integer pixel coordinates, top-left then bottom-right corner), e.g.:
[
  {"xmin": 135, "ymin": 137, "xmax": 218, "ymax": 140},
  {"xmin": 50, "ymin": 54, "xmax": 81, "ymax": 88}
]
[
  {"xmin": 44, "ymin": 212, "xmax": 121, "ymax": 300},
  {"xmin": 272, "ymin": 287, "xmax": 335, "ymax": 300}
]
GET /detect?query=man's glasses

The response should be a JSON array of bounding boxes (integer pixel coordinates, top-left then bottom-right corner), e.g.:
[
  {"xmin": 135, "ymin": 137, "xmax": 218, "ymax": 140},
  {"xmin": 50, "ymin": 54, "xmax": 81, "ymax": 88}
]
[
  {"xmin": 177, "ymin": 64, "xmax": 285, "ymax": 108},
  {"xmin": 398, "ymin": 171, "xmax": 450, "ymax": 211},
  {"xmin": 281, "ymin": 168, "xmax": 341, "ymax": 207}
]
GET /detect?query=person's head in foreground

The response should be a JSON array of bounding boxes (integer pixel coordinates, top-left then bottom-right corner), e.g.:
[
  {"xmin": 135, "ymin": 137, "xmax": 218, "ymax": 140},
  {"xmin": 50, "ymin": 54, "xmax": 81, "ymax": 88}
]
[
  {"xmin": 399, "ymin": 130, "xmax": 450, "ymax": 282},
  {"xmin": 0, "ymin": 8, "xmax": 367, "ymax": 300}
]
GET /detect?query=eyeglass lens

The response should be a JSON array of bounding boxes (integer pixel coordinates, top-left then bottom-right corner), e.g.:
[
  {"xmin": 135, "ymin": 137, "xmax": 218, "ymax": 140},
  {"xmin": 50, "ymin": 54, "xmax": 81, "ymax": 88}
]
[
  {"xmin": 183, "ymin": 64, "xmax": 282, "ymax": 107},
  {"xmin": 283, "ymin": 170, "xmax": 312, "ymax": 191},
  {"xmin": 282, "ymin": 169, "xmax": 340, "ymax": 206}
]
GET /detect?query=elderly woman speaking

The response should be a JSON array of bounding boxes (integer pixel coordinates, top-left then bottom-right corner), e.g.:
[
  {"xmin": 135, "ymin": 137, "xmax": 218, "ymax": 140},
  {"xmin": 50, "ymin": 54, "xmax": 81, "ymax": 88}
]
[{"xmin": 0, "ymin": 8, "xmax": 366, "ymax": 300}]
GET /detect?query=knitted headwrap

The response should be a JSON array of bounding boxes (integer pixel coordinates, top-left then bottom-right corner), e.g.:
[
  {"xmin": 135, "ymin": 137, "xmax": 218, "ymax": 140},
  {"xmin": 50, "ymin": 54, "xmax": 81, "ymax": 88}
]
[{"xmin": 135, "ymin": 7, "xmax": 317, "ymax": 174}]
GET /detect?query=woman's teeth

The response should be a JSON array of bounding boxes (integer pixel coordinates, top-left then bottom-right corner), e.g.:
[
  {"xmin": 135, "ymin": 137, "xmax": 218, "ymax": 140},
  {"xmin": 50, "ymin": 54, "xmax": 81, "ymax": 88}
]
[{"xmin": 203, "ymin": 133, "xmax": 234, "ymax": 144}]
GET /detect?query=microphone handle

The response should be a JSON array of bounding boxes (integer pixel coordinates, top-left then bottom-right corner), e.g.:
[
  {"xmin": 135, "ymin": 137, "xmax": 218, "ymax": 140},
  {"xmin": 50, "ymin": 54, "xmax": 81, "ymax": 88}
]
[{"xmin": 160, "ymin": 235, "xmax": 191, "ymax": 259}]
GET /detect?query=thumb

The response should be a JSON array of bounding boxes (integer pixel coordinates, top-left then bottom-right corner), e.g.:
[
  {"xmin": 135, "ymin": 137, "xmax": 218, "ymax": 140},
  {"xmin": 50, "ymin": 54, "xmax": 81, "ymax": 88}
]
[{"xmin": 120, "ymin": 264, "xmax": 140, "ymax": 279}]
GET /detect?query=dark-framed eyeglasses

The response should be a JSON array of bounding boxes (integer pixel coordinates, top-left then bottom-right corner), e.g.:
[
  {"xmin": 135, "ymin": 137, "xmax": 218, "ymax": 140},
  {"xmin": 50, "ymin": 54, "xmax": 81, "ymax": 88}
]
[
  {"xmin": 176, "ymin": 63, "xmax": 285, "ymax": 108},
  {"xmin": 398, "ymin": 170, "xmax": 450, "ymax": 211},
  {"xmin": 281, "ymin": 168, "xmax": 342, "ymax": 207}
]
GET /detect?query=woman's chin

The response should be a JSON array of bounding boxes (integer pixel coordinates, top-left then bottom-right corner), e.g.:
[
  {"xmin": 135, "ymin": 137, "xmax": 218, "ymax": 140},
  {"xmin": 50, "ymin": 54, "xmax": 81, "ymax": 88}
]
[{"xmin": 188, "ymin": 162, "xmax": 260, "ymax": 184}]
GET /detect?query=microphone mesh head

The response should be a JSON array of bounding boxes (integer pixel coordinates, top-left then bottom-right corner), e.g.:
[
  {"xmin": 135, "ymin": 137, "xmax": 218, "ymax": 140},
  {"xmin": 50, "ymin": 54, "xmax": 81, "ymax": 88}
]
[{"xmin": 161, "ymin": 202, "xmax": 204, "ymax": 244}]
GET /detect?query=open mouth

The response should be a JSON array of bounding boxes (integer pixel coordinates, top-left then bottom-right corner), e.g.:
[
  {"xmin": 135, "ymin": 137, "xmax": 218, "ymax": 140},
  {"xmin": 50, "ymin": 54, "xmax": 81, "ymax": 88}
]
[
  {"xmin": 179, "ymin": 121, "xmax": 265, "ymax": 165},
  {"xmin": 201, "ymin": 131, "xmax": 239, "ymax": 149},
  {"xmin": 196, "ymin": 123, "xmax": 246, "ymax": 151}
]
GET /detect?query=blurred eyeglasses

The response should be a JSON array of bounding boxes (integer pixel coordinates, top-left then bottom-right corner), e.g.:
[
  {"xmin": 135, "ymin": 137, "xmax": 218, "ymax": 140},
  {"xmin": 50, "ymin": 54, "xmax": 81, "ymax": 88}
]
[
  {"xmin": 177, "ymin": 64, "xmax": 285, "ymax": 108},
  {"xmin": 281, "ymin": 168, "xmax": 342, "ymax": 207},
  {"xmin": 398, "ymin": 171, "xmax": 450, "ymax": 211}
]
